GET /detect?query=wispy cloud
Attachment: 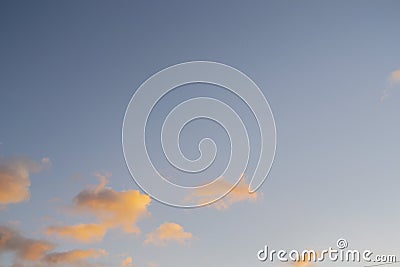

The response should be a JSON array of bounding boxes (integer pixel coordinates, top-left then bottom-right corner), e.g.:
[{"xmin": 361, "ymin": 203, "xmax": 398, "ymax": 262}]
[
  {"xmin": 46, "ymin": 223, "xmax": 107, "ymax": 243},
  {"xmin": 187, "ymin": 175, "xmax": 258, "ymax": 209},
  {"xmin": 43, "ymin": 248, "xmax": 107, "ymax": 265},
  {"xmin": 144, "ymin": 222, "xmax": 193, "ymax": 246},
  {"xmin": 381, "ymin": 69, "xmax": 400, "ymax": 102},
  {"xmin": 0, "ymin": 157, "xmax": 50, "ymax": 207}
]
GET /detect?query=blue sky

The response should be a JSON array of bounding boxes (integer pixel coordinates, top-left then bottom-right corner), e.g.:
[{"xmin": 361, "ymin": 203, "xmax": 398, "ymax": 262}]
[{"xmin": 1, "ymin": 1, "xmax": 400, "ymax": 267}]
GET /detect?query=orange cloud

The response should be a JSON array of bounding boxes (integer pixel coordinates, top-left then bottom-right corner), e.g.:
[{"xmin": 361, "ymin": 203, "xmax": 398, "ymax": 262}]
[
  {"xmin": 43, "ymin": 248, "xmax": 107, "ymax": 264},
  {"xmin": 144, "ymin": 222, "xmax": 192, "ymax": 246},
  {"xmin": 46, "ymin": 175, "xmax": 151, "ymax": 244},
  {"xmin": 122, "ymin": 256, "xmax": 133, "ymax": 267},
  {"xmin": 0, "ymin": 225, "xmax": 55, "ymax": 261},
  {"xmin": 0, "ymin": 157, "xmax": 50, "ymax": 206},
  {"xmin": 294, "ymin": 261, "xmax": 313, "ymax": 267},
  {"xmin": 45, "ymin": 223, "xmax": 107, "ymax": 243},
  {"xmin": 293, "ymin": 251, "xmax": 318, "ymax": 267},
  {"xmin": 1, "ymin": 225, "xmax": 107, "ymax": 266},
  {"xmin": 389, "ymin": 69, "xmax": 400, "ymax": 83},
  {"xmin": 188, "ymin": 175, "xmax": 258, "ymax": 209},
  {"xmin": 72, "ymin": 176, "xmax": 151, "ymax": 234}
]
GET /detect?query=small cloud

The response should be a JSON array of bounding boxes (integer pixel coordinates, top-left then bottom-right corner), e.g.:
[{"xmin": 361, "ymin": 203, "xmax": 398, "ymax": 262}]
[
  {"xmin": 0, "ymin": 156, "xmax": 49, "ymax": 207},
  {"xmin": 122, "ymin": 256, "xmax": 133, "ymax": 267},
  {"xmin": 45, "ymin": 223, "xmax": 107, "ymax": 243},
  {"xmin": 187, "ymin": 175, "xmax": 258, "ymax": 209},
  {"xmin": 43, "ymin": 248, "xmax": 107, "ymax": 264},
  {"xmin": 381, "ymin": 69, "xmax": 400, "ymax": 101},
  {"xmin": 41, "ymin": 157, "xmax": 51, "ymax": 167},
  {"xmin": 389, "ymin": 69, "xmax": 400, "ymax": 83},
  {"xmin": 144, "ymin": 222, "xmax": 192, "ymax": 246},
  {"xmin": 380, "ymin": 88, "xmax": 390, "ymax": 102}
]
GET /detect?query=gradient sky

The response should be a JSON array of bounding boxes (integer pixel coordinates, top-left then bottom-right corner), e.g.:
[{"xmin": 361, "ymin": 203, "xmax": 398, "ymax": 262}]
[{"xmin": 1, "ymin": 1, "xmax": 400, "ymax": 267}]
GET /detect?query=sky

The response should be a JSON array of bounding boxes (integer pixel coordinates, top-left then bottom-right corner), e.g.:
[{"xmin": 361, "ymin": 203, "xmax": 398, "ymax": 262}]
[{"xmin": 1, "ymin": 1, "xmax": 400, "ymax": 267}]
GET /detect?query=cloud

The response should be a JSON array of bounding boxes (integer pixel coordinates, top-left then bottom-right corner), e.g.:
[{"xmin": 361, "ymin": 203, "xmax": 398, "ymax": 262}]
[
  {"xmin": 381, "ymin": 69, "xmax": 400, "ymax": 101},
  {"xmin": 292, "ymin": 251, "xmax": 317, "ymax": 267},
  {"xmin": 1, "ymin": 225, "xmax": 107, "ymax": 267},
  {"xmin": 389, "ymin": 69, "xmax": 400, "ymax": 83},
  {"xmin": 0, "ymin": 225, "xmax": 55, "ymax": 261},
  {"xmin": 46, "ymin": 223, "xmax": 107, "ymax": 243},
  {"xmin": 72, "ymin": 175, "xmax": 151, "ymax": 234},
  {"xmin": 294, "ymin": 261, "xmax": 313, "ymax": 267},
  {"xmin": 0, "ymin": 156, "xmax": 50, "ymax": 207},
  {"xmin": 46, "ymin": 175, "xmax": 151, "ymax": 243},
  {"xmin": 43, "ymin": 248, "xmax": 107, "ymax": 264},
  {"xmin": 381, "ymin": 88, "xmax": 390, "ymax": 102},
  {"xmin": 188, "ymin": 175, "xmax": 258, "ymax": 209},
  {"xmin": 144, "ymin": 222, "xmax": 192, "ymax": 246},
  {"xmin": 122, "ymin": 256, "xmax": 133, "ymax": 267}
]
